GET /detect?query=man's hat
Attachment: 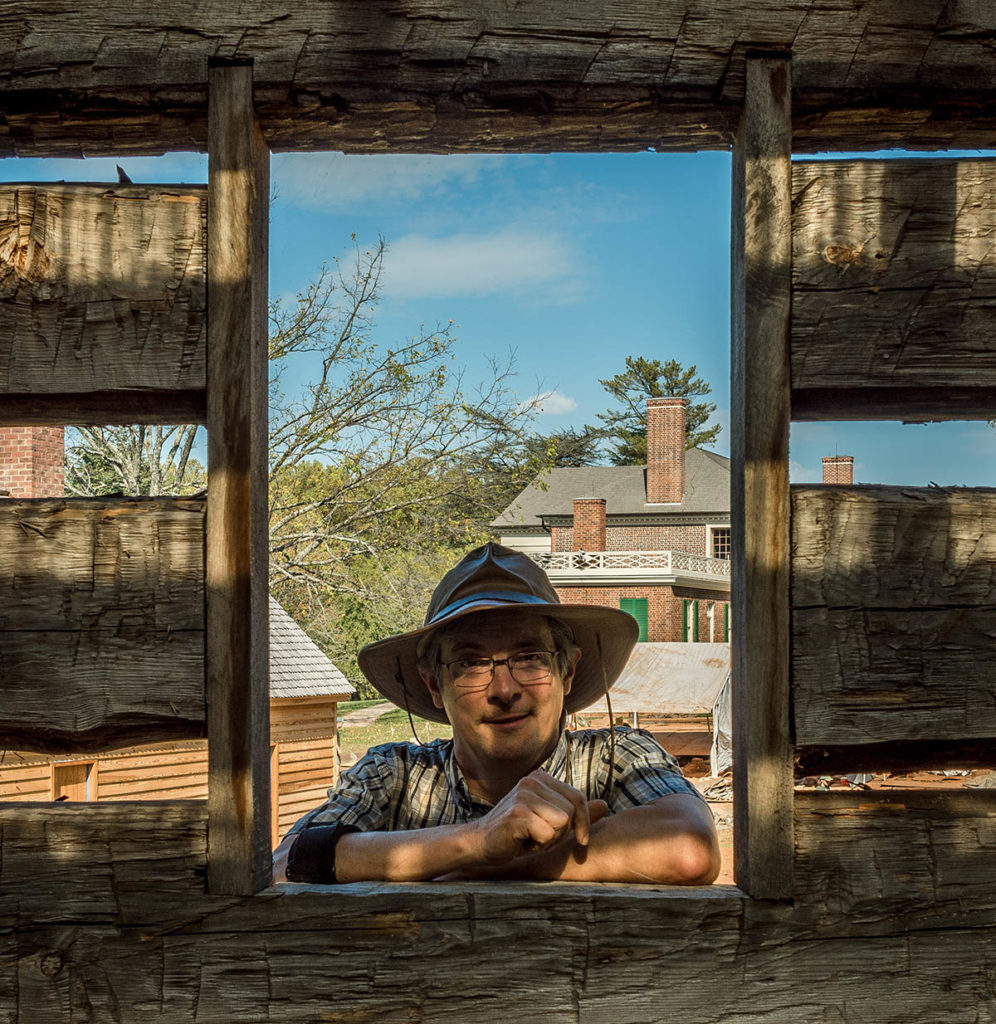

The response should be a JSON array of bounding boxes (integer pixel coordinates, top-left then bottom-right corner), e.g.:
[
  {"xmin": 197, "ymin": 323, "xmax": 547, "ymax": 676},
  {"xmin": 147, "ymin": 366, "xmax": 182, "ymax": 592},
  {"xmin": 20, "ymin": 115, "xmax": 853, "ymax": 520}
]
[{"xmin": 357, "ymin": 542, "xmax": 639, "ymax": 724}]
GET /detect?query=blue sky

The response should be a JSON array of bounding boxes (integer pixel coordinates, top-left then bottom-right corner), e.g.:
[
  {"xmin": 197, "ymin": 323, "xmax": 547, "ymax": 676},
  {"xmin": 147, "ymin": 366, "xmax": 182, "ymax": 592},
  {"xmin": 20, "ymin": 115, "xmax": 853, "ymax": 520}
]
[{"xmin": 3, "ymin": 150, "xmax": 993, "ymax": 487}]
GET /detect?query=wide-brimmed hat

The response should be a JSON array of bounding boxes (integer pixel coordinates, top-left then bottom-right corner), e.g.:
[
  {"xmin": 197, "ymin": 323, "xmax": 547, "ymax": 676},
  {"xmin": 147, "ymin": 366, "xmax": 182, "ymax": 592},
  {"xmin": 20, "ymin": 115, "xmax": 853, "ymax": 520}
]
[{"xmin": 357, "ymin": 542, "xmax": 639, "ymax": 724}]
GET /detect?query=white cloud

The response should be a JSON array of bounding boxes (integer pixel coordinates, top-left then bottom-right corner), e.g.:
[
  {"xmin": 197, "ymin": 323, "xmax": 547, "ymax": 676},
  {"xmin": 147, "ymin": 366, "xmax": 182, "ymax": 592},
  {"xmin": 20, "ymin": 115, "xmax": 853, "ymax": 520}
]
[
  {"xmin": 271, "ymin": 153, "xmax": 500, "ymax": 209},
  {"xmin": 790, "ymin": 460, "xmax": 821, "ymax": 483},
  {"xmin": 520, "ymin": 390, "xmax": 578, "ymax": 415},
  {"xmin": 382, "ymin": 229, "xmax": 579, "ymax": 299}
]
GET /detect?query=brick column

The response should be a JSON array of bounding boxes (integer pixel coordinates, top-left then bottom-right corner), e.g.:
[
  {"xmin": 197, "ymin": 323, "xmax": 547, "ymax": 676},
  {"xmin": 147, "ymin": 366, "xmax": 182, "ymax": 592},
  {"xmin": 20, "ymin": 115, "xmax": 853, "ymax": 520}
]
[
  {"xmin": 646, "ymin": 397, "xmax": 686, "ymax": 503},
  {"xmin": 821, "ymin": 455, "xmax": 854, "ymax": 484},
  {"xmin": 573, "ymin": 497, "xmax": 606, "ymax": 551},
  {"xmin": 0, "ymin": 426, "xmax": 66, "ymax": 498}
]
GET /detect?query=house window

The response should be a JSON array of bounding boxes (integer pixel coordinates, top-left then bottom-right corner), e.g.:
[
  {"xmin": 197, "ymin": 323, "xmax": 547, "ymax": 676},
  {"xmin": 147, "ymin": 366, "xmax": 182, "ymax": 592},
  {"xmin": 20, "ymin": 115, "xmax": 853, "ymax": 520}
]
[
  {"xmin": 52, "ymin": 761, "xmax": 95, "ymax": 802},
  {"xmin": 619, "ymin": 597, "xmax": 648, "ymax": 642},
  {"xmin": 710, "ymin": 526, "xmax": 731, "ymax": 560}
]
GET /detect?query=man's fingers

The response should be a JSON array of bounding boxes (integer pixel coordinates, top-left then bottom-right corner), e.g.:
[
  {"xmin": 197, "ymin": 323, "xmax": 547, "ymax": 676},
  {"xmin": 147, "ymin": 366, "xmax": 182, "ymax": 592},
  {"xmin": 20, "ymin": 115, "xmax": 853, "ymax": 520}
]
[{"xmin": 588, "ymin": 800, "xmax": 609, "ymax": 825}]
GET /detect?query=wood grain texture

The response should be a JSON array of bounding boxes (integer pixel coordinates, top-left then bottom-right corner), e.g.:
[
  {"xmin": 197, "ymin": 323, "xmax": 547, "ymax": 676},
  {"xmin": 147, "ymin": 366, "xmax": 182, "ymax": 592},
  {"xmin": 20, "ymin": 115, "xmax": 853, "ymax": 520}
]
[
  {"xmin": 0, "ymin": 498, "xmax": 205, "ymax": 752},
  {"xmin": 793, "ymin": 790, "xmax": 996, "ymax": 937},
  {"xmin": 205, "ymin": 61, "xmax": 272, "ymax": 895},
  {"xmin": 0, "ymin": 185, "xmax": 206, "ymax": 400},
  {"xmin": 730, "ymin": 55, "xmax": 794, "ymax": 899},
  {"xmin": 3, "ymin": 2, "xmax": 996, "ymax": 156},
  {"xmin": 0, "ymin": 802, "xmax": 208, "ymax": 926},
  {"xmin": 792, "ymin": 485, "xmax": 996, "ymax": 746},
  {"xmin": 791, "ymin": 159, "xmax": 996, "ymax": 418}
]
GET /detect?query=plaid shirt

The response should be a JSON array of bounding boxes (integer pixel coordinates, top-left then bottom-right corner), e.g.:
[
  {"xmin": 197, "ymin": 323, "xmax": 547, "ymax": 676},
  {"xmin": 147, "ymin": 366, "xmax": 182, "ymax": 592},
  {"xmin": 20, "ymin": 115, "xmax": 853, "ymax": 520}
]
[{"xmin": 289, "ymin": 727, "xmax": 701, "ymax": 837}]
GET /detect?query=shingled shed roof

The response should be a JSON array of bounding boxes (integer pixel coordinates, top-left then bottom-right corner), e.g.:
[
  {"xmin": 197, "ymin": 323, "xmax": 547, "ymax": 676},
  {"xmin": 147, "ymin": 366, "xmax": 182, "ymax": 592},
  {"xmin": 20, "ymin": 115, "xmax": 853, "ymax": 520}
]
[
  {"xmin": 492, "ymin": 448, "xmax": 730, "ymax": 528},
  {"xmin": 269, "ymin": 597, "xmax": 354, "ymax": 700}
]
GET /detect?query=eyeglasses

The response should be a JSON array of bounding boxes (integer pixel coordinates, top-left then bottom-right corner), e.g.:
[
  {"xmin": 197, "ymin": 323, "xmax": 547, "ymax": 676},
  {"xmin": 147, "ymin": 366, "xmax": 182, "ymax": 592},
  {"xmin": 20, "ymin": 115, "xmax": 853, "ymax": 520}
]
[{"xmin": 443, "ymin": 650, "xmax": 558, "ymax": 689}]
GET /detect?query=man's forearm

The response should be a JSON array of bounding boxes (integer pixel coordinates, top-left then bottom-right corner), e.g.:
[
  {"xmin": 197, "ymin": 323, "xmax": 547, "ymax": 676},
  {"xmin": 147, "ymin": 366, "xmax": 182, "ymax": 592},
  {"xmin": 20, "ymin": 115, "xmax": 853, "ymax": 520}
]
[
  {"xmin": 334, "ymin": 822, "xmax": 487, "ymax": 882},
  {"xmin": 334, "ymin": 794, "xmax": 719, "ymax": 885}
]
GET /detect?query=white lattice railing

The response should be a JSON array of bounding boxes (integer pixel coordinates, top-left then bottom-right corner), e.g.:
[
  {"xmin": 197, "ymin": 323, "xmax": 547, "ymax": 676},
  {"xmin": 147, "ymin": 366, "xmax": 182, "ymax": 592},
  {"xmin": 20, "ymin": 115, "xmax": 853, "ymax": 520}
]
[{"xmin": 529, "ymin": 549, "xmax": 731, "ymax": 578}]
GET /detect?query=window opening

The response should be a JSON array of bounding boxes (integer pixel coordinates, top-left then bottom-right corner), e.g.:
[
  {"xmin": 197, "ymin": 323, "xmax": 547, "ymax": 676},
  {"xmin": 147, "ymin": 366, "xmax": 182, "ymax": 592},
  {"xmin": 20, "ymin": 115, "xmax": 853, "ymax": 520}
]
[{"xmin": 52, "ymin": 761, "xmax": 95, "ymax": 802}]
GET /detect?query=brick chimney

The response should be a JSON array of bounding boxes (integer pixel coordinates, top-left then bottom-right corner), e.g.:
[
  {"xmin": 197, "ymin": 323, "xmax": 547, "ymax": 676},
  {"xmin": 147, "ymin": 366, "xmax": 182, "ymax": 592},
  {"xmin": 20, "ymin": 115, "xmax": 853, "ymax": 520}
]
[
  {"xmin": 573, "ymin": 497, "xmax": 606, "ymax": 551},
  {"xmin": 0, "ymin": 426, "xmax": 66, "ymax": 498},
  {"xmin": 646, "ymin": 397, "xmax": 686, "ymax": 504},
  {"xmin": 822, "ymin": 455, "xmax": 854, "ymax": 485}
]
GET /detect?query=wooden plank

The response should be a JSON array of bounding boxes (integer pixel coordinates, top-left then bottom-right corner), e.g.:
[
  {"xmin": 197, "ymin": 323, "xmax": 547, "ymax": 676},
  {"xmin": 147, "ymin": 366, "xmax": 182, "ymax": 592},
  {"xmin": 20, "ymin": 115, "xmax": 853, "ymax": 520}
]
[
  {"xmin": 730, "ymin": 53, "xmax": 794, "ymax": 898},
  {"xmin": 794, "ymin": 790, "xmax": 996, "ymax": 936},
  {"xmin": 205, "ymin": 60, "xmax": 272, "ymax": 895},
  {"xmin": 792, "ymin": 486, "xmax": 996, "ymax": 745},
  {"xmin": 0, "ymin": 185, "xmax": 206, "ymax": 406},
  {"xmin": 791, "ymin": 159, "xmax": 996, "ymax": 418},
  {"xmin": 0, "ymin": 498, "xmax": 206, "ymax": 752},
  {"xmin": 4, "ymin": 3, "xmax": 996, "ymax": 157},
  {"xmin": 0, "ymin": 802, "xmax": 208, "ymax": 925},
  {"xmin": 5, "ymin": 886, "xmax": 996, "ymax": 1023}
]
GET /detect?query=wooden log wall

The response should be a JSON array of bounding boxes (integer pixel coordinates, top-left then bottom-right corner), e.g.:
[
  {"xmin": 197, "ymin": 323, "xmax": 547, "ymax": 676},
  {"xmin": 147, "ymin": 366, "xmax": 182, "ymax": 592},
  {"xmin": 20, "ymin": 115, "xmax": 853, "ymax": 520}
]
[
  {"xmin": 0, "ymin": 185, "xmax": 207, "ymax": 426},
  {"xmin": 1, "ymin": 34, "xmax": 995, "ymax": 1023},
  {"xmin": 3, "ymin": 1, "xmax": 996, "ymax": 155},
  {"xmin": 0, "ymin": 497, "xmax": 206, "ymax": 752}
]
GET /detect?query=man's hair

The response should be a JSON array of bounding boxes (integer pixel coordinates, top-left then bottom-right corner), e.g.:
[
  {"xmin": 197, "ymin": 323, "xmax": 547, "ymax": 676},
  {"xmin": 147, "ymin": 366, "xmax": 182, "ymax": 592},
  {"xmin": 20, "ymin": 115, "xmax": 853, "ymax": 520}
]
[{"xmin": 416, "ymin": 614, "xmax": 579, "ymax": 681}]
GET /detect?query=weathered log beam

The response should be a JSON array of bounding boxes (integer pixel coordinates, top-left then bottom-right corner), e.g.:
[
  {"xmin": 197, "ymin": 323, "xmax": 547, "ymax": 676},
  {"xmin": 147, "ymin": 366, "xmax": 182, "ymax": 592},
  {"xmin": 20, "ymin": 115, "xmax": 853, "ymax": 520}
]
[
  {"xmin": 205, "ymin": 60, "xmax": 272, "ymax": 895},
  {"xmin": 2, "ymin": 2, "xmax": 996, "ymax": 156},
  {"xmin": 791, "ymin": 485, "xmax": 996, "ymax": 746},
  {"xmin": 730, "ymin": 54, "xmax": 794, "ymax": 899},
  {"xmin": 0, "ymin": 498, "xmax": 206, "ymax": 752},
  {"xmin": 791, "ymin": 159, "xmax": 996, "ymax": 419},
  {"xmin": 0, "ymin": 186, "xmax": 206, "ymax": 409}
]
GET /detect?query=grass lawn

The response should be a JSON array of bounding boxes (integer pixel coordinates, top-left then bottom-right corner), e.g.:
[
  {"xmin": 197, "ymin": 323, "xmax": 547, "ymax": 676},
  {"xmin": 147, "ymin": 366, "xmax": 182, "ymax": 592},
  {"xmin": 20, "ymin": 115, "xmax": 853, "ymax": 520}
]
[{"xmin": 339, "ymin": 707, "xmax": 452, "ymax": 764}]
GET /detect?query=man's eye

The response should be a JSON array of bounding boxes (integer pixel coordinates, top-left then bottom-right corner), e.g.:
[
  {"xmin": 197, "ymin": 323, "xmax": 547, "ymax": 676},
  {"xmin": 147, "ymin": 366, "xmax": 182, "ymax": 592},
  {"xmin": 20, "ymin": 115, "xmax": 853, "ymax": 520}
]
[
  {"xmin": 457, "ymin": 658, "xmax": 490, "ymax": 672},
  {"xmin": 515, "ymin": 652, "xmax": 545, "ymax": 666}
]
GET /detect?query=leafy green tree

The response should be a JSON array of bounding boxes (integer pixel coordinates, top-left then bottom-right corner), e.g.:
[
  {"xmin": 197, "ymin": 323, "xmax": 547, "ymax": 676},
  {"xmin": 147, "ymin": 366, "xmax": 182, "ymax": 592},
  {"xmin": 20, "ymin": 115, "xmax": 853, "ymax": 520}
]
[
  {"xmin": 597, "ymin": 356, "xmax": 719, "ymax": 464},
  {"xmin": 519, "ymin": 426, "xmax": 607, "ymax": 468}
]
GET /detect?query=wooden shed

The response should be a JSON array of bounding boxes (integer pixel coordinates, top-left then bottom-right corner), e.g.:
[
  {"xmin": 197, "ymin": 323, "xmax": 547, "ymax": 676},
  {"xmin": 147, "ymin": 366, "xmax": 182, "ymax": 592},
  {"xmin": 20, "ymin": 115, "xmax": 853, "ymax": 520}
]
[
  {"xmin": 1, "ymin": 5, "xmax": 994, "ymax": 1022},
  {"xmin": 0, "ymin": 597, "xmax": 353, "ymax": 846}
]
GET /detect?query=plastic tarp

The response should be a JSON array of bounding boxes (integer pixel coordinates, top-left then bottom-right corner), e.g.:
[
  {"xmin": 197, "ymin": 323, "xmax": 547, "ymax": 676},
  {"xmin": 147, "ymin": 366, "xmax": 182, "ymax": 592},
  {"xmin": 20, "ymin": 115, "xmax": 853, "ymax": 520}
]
[{"xmin": 598, "ymin": 642, "xmax": 733, "ymax": 774}]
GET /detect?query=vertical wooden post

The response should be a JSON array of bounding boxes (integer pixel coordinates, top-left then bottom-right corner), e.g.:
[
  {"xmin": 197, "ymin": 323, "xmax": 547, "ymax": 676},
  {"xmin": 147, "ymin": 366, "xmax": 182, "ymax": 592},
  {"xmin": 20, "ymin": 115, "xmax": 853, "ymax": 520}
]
[
  {"xmin": 206, "ymin": 58, "xmax": 271, "ymax": 894},
  {"xmin": 730, "ymin": 53, "xmax": 794, "ymax": 898}
]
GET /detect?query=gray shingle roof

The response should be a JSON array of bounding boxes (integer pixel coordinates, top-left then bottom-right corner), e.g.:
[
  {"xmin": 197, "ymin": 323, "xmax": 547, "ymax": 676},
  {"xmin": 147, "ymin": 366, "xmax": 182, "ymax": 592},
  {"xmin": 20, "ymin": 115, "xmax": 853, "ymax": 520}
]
[
  {"xmin": 492, "ymin": 448, "xmax": 730, "ymax": 528},
  {"xmin": 269, "ymin": 597, "xmax": 355, "ymax": 700}
]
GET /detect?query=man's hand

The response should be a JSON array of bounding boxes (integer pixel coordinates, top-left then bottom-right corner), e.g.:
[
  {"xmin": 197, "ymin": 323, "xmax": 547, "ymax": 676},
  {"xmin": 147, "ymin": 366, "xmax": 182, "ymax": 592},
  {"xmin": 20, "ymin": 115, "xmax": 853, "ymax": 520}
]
[{"xmin": 471, "ymin": 769, "xmax": 608, "ymax": 865}]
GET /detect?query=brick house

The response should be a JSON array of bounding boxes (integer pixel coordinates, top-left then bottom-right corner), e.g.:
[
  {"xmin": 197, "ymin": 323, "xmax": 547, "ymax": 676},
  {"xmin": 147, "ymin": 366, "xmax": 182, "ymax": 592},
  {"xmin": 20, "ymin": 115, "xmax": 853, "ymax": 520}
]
[{"xmin": 492, "ymin": 398, "xmax": 732, "ymax": 643}]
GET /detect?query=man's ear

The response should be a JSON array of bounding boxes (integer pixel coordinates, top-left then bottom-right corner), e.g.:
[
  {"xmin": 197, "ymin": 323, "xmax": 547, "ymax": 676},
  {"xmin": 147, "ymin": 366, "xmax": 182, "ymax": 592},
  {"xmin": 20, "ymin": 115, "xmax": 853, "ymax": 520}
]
[
  {"xmin": 561, "ymin": 648, "xmax": 582, "ymax": 696},
  {"xmin": 418, "ymin": 667, "xmax": 445, "ymax": 710}
]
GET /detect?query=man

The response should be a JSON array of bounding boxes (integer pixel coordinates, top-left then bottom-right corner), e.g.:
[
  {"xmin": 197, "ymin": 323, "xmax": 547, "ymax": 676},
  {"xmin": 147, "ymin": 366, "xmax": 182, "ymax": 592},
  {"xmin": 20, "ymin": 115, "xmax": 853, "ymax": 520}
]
[{"xmin": 275, "ymin": 542, "xmax": 719, "ymax": 885}]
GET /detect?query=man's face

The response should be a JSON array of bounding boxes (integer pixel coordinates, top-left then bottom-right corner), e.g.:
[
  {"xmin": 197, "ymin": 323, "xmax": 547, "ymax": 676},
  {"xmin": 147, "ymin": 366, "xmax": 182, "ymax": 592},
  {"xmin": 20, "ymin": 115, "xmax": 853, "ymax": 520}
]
[{"xmin": 419, "ymin": 610, "xmax": 578, "ymax": 786}]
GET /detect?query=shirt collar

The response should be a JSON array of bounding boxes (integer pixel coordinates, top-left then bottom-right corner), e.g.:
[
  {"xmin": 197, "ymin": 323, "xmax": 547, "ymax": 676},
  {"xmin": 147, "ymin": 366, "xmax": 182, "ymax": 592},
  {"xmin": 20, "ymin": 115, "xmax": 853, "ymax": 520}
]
[{"xmin": 444, "ymin": 729, "xmax": 571, "ymax": 815}]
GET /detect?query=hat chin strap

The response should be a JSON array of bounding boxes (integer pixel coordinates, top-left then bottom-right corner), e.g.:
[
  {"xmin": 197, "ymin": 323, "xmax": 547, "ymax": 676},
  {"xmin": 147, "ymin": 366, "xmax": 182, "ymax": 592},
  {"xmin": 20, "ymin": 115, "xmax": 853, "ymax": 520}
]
[
  {"xmin": 596, "ymin": 632, "xmax": 616, "ymax": 803},
  {"xmin": 396, "ymin": 657, "xmax": 424, "ymax": 747}
]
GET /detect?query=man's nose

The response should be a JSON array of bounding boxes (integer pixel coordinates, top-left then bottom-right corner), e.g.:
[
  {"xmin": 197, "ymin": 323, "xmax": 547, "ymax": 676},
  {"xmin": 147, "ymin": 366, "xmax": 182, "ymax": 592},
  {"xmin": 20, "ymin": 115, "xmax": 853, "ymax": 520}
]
[{"xmin": 488, "ymin": 659, "xmax": 522, "ymax": 700}]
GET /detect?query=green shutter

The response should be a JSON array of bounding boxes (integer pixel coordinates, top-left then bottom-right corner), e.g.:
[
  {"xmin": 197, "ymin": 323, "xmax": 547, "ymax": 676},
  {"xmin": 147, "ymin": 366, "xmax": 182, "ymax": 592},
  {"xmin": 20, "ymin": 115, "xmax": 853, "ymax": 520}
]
[
  {"xmin": 619, "ymin": 598, "xmax": 648, "ymax": 642},
  {"xmin": 723, "ymin": 603, "xmax": 729, "ymax": 642},
  {"xmin": 681, "ymin": 599, "xmax": 689, "ymax": 642},
  {"xmin": 692, "ymin": 600, "xmax": 699, "ymax": 642}
]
